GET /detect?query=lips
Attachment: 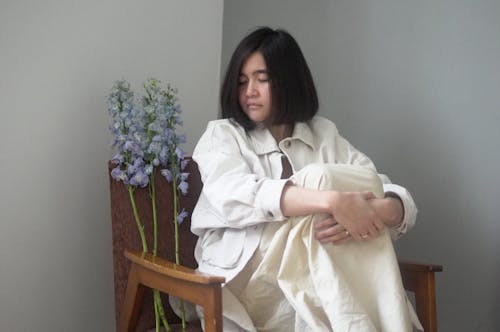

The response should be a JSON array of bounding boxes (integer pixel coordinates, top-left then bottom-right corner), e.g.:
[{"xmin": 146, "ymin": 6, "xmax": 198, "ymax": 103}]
[{"xmin": 247, "ymin": 103, "xmax": 262, "ymax": 110}]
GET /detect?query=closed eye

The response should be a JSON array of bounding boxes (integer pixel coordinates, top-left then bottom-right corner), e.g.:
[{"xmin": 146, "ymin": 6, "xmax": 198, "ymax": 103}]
[{"xmin": 238, "ymin": 76, "xmax": 248, "ymax": 85}]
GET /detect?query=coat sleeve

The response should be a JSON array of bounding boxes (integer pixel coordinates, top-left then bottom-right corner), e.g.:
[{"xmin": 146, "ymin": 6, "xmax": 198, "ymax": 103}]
[
  {"xmin": 330, "ymin": 122, "xmax": 417, "ymax": 239},
  {"xmin": 192, "ymin": 122, "xmax": 290, "ymax": 229}
]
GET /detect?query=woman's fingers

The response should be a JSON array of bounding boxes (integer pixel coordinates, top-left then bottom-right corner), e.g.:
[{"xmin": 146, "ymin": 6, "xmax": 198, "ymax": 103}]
[
  {"xmin": 314, "ymin": 216, "xmax": 350, "ymax": 243},
  {"xmin": 328, "ymin": 191, "xmax": 385, "ymax": 240},
  {"xmin": 314, "ymin": 192, "xmax": 389, "ymax": 243},
  {"xmin": 315, "ymin": 225, "xmax": 351, "ymax": 243},
  {"xmin": 314, "ymin": 215, "xmax": 337, "ymax": 230},
  {"xmin": 332, "ymin": 235, "xmax": 353, "ymax": 245}
]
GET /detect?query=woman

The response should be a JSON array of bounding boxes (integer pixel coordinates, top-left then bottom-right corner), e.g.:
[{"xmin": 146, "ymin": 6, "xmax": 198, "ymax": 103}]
[{"xmin": 191, "ymin": 27, "xmax": 420, "ymax": 331}]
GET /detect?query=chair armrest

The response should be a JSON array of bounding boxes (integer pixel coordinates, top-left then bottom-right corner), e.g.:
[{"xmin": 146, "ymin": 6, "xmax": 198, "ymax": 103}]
[
  {"xmin": 122, "ymin": 250, "xmax": 225, "ymax": 332},
  {"xmin": 398, "ymin": 260, "xmax": 443, "ymax": 273},
  {"xmin": 125, "ymin": 250, "xmax": 225, "ymax": 285}
]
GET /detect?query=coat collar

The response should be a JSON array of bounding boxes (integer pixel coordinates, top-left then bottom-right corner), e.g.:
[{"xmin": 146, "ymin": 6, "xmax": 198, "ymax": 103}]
[{"xmin": 247, "ymin": 121, "xmax": 315, "ymax": 155}]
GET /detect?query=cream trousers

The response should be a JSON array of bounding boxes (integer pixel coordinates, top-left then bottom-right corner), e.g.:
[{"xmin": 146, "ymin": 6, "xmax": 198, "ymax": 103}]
[{"xmin": 199, "ymin": 163, "xmax": 420, "ymax": 332}]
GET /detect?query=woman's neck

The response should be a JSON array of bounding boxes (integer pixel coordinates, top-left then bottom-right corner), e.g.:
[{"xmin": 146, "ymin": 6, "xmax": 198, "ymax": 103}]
[{"xmin": 268, "ymin": 124, "xmax": 293, "ymax": 143}]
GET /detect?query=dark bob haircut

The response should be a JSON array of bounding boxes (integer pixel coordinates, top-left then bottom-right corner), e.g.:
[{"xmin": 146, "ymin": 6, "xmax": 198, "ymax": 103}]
[{"xmin": 220, "ymin": 27, "xmax": 318, "ymax": 130}]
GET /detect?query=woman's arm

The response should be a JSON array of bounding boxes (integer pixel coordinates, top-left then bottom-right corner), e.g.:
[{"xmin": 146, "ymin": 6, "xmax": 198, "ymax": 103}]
[
  {"xmin": 370, "ymin": 193, "xmax": 405, "ymax": 227},
  {"xmin": 282, "ymin": 184, "xmax": 404, "ymax": 243},
  {"xmin": 280, "ymin": 184, "xmax": 387, "ymax": 241},
  {"xmin": 324, "ymin": 120, "xmax": 417, "ymax": 240},
  {"xmin": 192, "ymin": 121, "xmax": 290, "ymax": 229},
  {"xmin": 312, "ymin": 196, "xmax": 404, "ymax": 244}
]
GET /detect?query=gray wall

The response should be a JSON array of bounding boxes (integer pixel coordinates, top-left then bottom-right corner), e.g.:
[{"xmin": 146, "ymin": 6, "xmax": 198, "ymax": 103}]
[
  {"xmin": 0, "ymin": 1, "xmax": 223, "ymax": 331},
  {"xmin": 222, "ymin": 0, "xmax": 500, "ymax": 331}
]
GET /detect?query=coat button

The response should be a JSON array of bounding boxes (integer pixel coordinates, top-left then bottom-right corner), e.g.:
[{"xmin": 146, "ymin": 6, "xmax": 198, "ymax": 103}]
[{"xmin": 267, "ymin": 211, "xmax": 274, "ymax": 217}]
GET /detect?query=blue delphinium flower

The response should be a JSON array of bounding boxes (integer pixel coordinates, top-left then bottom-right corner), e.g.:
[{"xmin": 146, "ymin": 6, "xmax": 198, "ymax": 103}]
[
  {"xmin": 107, "ymin": 78, "xmax": 190, "ymax": 233},
  {"xmin": 160, "ymin": 169, "xmax": 172, "ymax": 182},
  {"xmin": 111, "ymin": 153, "xmax": 124, "ymax": 165},
  {"xmin": 107, "ymin": 80, "xmax": 151, "ymax": 188},
  {"xmin": 129, "ymin": 169, "xmax": 149, "ymax": 188},
  {"xmin": 139, "ymin": 78, "xmax": 189, "ymax": 197},
  {"xmin": 111, "ymin": 167, "xmax": 128, "ymax": 183},
  {"xmin": 108, "ymin": 79, "xmax": 189, "ymax": 331},
  {"xmin": 177, "ymin": 209, "xmax": 188, "ymax": 225},
  {"xmin": 107, "ymin": 80, "xmax": 152, "ymax": 257},
  {"xmin": 108, "ymin": 80, "xmax": 135, "ymax": 155},
  {"xmin": 178, "ymin": 180, "xmax": 188, "ymax": 195}
]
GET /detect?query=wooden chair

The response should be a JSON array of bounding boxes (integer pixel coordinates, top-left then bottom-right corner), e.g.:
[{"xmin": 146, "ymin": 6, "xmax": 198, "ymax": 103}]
[
  {"xmin": 400, "ymin": 261, "xmax": 443, "ymax": 331},
  {"xmin": 120, "ymin": 250, "xmax": 224, "ymax": 332},
  {"xmin": 110, "ymin": 159, "xmax": 442, "ymax": 332}
]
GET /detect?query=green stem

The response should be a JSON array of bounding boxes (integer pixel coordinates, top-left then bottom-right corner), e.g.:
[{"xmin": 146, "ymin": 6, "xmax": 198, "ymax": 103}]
[
  {"xmin": 180, "ymin": 300, "xmax": 186, "ymax": 332},
  {"xmin": 150, "ymin": 172, "xmax": 158, "ymax": 256},
  {"xmin": 154, "ymin": 294, "xmax": 160, "ymax": 332},
  {"xmin": 128, "ymin": 186, "xmax": 148, "ymax": 253},
  {"xmin": 173, "ymin": 181, "xmax": 179, "ymax": 264},
  {"xmin": 154, "ymin": 290, "xmax": 171, "ymax": 332},
  {"xmin": 129, "ymin": 185, "xmax": 169, "ymax": 329},
  {"xmin": 172, "ymin": 179, "xmax": 187, "ymax": 331},
  {"xmin": 150, "ymin": 172, "xmax": 172, "ymax": 332}
]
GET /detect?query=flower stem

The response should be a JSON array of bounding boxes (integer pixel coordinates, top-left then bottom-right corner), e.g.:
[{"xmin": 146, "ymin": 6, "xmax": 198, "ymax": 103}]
[
  {"xmin": 180, "ymin": 300, "xmax": 186, "ymax": 332},
  {"xmin": 150, "ymin": 172, "xmax": 158, "ymax": 256},
  {"xmin": 173, "ymin": 180, "xmax": 180, "ymax": 264},
  {"xmin": 154, "ymin": 290, "xmax": 171, "ymax": 332},
  {"xmin": 154, "ymin": 294, "xmax": 160, "ymax": 332},
  {"xmin": 129, "ymin": 186, "xmax": 169, "ymax": 330},
  {"xmin": 128, "ymin": 186, "xmax": 148, "ymax": 253},
  {"xmin": 172, "ymin": 180, "xmax": 186, "ymax": 331}
]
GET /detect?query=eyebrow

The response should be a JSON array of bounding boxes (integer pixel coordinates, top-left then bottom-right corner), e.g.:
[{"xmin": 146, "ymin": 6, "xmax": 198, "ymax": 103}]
[{"xmin": 240, "ymin": 69, "xmax": 268, "ymax": 76}]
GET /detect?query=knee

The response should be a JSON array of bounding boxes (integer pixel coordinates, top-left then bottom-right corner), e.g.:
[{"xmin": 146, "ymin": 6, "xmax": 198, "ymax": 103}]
[
  {"xmin": 294, "ymin": 163, "xmax": 341, "ymax": 190},
  {"xmin": 293, "ymin": 163, "xmax": 382, "ymax": 195}
]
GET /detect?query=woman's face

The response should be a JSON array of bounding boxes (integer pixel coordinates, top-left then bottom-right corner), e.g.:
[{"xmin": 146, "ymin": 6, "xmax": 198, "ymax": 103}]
[{"xmin": 238, "ymin": 52, "xmax": 271, "ymax": 124}]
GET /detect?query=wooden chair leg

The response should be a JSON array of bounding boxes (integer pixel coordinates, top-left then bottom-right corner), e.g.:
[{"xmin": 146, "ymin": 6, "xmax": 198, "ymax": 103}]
[
  {"xmin": 120, "ymin": 264, "xmax": 146, "ymax": 332},
  {"xmin": 201, "ymin": 286, "xmax": 223, "ymax": 332},
  {"xmin": 413, "ymin": 271, "xmax": 438, "ymax": 332},
  {"xmin": 399, "ymin": 261, "xmax": 442, "ymax": 332}
]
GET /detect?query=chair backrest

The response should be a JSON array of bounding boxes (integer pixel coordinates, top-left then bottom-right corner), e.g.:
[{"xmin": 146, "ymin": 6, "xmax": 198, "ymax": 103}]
[{"xmin": 109, "ymin": 158, "xmax": 203, "ymax": 330}]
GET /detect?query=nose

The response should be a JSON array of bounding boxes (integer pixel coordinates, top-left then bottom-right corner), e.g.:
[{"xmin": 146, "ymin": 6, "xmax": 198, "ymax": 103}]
[{"xmin": 245, "ymin": 80, "xmax": 258, "ymax": 97}]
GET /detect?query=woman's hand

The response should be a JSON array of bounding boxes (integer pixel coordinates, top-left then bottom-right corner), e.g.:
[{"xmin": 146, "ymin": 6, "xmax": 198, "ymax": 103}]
[
  {"xmin": 315, "ymin": 192, "xmax": 405, "ymax": 244},
  {"xmin": 325, "ymin": 191, "xmax": 386, "ymax": 241},
  {"xmin": 366, "ymin": 194, "xmax": 404, "ymax": 228},
  {"xmin": 281, "ymin": 186, "xmax": 402, "ymax": 242},
  {"xmin": 314, "ymin": 216, "xmax": 353, "ymax": 244}
]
